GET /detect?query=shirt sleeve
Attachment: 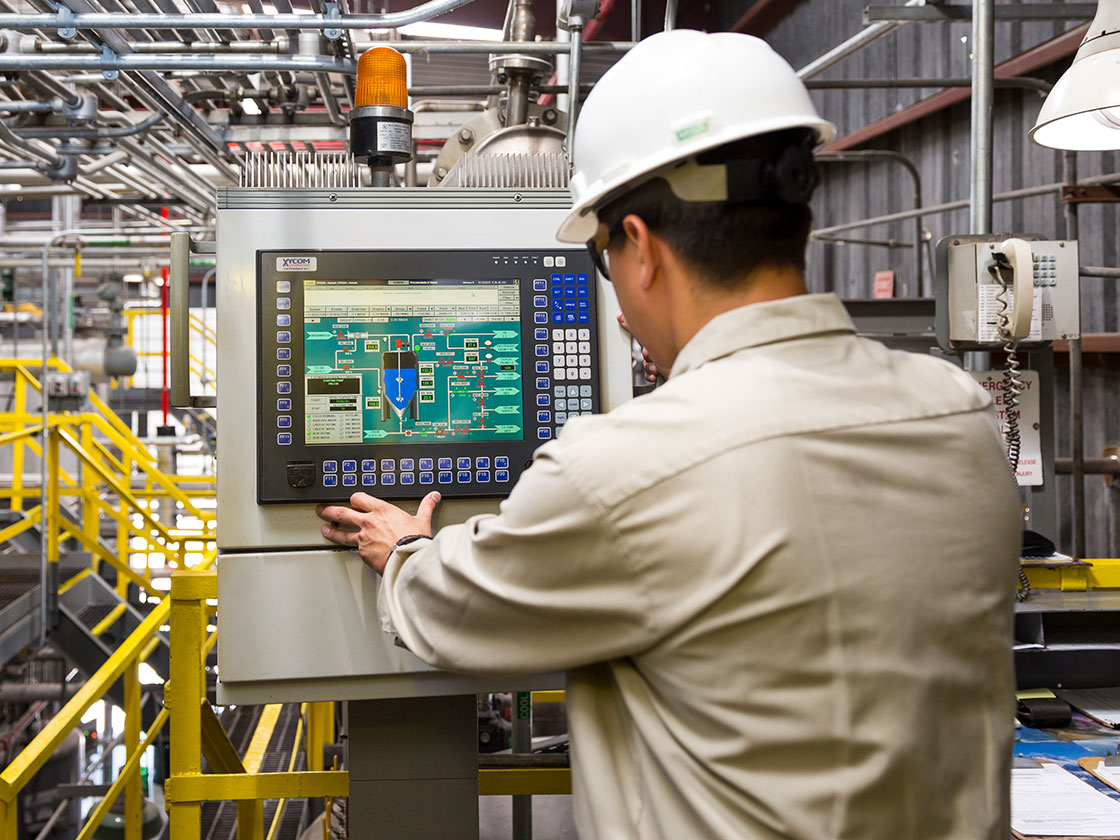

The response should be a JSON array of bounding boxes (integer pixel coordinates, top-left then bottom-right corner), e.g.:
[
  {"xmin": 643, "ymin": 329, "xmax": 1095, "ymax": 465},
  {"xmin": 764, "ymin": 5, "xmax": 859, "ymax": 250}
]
[{"xmin": 376, "ymin": 441, "xmax": 659, "ymax": 675}]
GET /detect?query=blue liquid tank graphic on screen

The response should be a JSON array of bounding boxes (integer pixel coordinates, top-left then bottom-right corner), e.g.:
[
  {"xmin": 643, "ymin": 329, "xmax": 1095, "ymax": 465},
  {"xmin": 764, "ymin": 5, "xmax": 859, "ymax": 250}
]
[{"xmin": 302, "ymin": 278, "xmax": 523, "ymax": 445}]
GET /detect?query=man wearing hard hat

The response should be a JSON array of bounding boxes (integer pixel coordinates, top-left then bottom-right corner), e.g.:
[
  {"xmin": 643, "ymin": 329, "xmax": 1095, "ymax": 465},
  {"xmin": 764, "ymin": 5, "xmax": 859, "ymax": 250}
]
[{"xmin": 319, "ymin": 30, "xmax": 1021, "ymax": 840}]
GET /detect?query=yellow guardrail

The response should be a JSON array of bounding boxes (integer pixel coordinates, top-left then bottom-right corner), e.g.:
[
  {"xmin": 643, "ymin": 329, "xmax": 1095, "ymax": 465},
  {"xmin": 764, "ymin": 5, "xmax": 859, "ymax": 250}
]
[{"xmin": 125, "ymin": 310, "xmax": 217, "ymax": 391}]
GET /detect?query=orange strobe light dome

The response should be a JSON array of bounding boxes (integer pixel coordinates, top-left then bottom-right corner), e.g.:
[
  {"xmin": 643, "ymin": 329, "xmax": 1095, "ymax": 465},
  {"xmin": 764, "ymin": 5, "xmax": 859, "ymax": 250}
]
[{"xmin": 356, "ymin": 47, "xmax": 408, "ymax": 109}]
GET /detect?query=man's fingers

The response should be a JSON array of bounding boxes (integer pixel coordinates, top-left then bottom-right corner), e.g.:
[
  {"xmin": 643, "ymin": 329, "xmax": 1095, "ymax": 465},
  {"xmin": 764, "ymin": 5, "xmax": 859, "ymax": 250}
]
[
  {"xmin": 617, "ymin": 312, "xmax": 631, "ymax": 334},
  {"xmin": 349, "ymin": 492, "xmax": 388, "ymax": 513},
  {"xmin": 415, "ymin": 491, "xmax": 442, "ymax": 531},
  {"xmin": 315, "ymin": 505, "xmax": 365, "ymax": 529},
  {"xmin": 321, "ymin": 524, "xmax": 359, "ymax": 546}
]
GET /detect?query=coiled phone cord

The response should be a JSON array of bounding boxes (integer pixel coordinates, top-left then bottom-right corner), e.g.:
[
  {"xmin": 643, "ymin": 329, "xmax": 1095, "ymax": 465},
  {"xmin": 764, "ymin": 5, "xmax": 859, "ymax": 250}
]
[{"xmin": 991, "ymin": 259, "xmax": 1031, "ymax": 602}]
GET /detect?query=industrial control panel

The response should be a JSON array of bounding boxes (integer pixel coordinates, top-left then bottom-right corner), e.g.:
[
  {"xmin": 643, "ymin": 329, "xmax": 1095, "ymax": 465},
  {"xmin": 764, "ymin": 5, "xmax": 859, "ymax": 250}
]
[{"xmin": 257, "ymin": 248, "xmax": 602, "ymax": 502}]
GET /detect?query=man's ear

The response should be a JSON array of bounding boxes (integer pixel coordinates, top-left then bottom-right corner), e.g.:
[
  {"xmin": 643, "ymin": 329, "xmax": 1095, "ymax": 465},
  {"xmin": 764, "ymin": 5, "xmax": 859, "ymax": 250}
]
[{"xmin": 621, "ymin": 214, "xmax": 662, "ymax": 292}]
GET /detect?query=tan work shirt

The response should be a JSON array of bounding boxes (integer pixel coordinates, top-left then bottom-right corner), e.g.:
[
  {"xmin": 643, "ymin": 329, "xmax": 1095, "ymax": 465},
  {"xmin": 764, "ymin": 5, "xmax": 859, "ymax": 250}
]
[{"xmin": 379, "ymin": 293, "xmax": 1020, "ymax": 840}]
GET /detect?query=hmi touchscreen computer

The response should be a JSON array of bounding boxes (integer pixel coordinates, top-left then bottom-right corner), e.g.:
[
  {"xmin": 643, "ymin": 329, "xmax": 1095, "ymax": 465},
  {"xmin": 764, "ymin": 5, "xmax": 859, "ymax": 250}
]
[{"xmin": 257, "ymin": 249, "xmax": 602, "ymax": 502}]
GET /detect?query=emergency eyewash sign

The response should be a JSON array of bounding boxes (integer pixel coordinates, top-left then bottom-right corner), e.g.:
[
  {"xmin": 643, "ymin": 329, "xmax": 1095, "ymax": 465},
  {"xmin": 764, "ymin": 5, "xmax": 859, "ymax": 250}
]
[{"xmin": 970, "ymin": 370, "xmax": 1042, "ymax": 486}]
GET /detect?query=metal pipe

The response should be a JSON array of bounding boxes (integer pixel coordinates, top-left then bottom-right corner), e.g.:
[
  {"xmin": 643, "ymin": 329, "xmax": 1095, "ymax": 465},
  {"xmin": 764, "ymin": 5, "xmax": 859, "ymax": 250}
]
[
  {"xmin": 1079, "ymin": 266, "xmax": 1120, "ymax": 278},
  {"xmin": 811, "ymin": 168, "xmax": 1120, "ymax": 237},
  {"xmin": 0, "ymin": 119, "xmax": 60, "ymax": 167},
  {"xmin": 969, "ymin": 0, "xmax": 994, "ymax": 234},
  {"xmin": 14, "ymin": 112, "xmax": 163, "ymax": 139},
  {"xmin": 1065, "ymin": 151, "xmax": 1084, "ymax": 562},
  {"xmin": 797, "ymin": 0, "xmax": 926, "ymax": 79},
  {"xmin": 200, "ymin": 267, "xmax": 214, "ymax": 385},
  {"xmin": 1056, "ymin": 458, "xmax": 1120, "ymax": 477},
  {"xmin": 409, "ymin": 83, "xmax": 594, "ymax": 96},
  {"xmin": 804, "ymin": 76, "xmax": 1052, "ymax": 94},
  {"xmin": 0, "ymin": 681, "xmax": 84, "ymax": 701},
  {"xmin": 0, "ymin": 2, "xmax": 485, "ymax": 30},
  {"xmin": 631, "ymin": 0, "xmax": 639, "ymax": 41},
  {"xmin": 565, "ymin": 26, "xmax": 583, "ymax": 160},
  {"xmin": 663, "ymin": 0, "xmax": 677, "ymax": 31},
  {"xmin": 0, "ymin": 100, "xmax": 55, "ymax": 113},
  {"xmin": 817, "ymin": 150, "xmax": 923, "ymax": 296},
  {"xmin": 38, "ymin": 38, "xmax": 286, "ymax": 53},
  {"xmin": 21, "ymin": 70, "xmax": 81, "ymax": 107},
  {"xmin": 78, "ymin": 149, "xmax": 128, "ymax": 175},
  {"xmin": 812, "ymin": 234, "xmax": 915, "ymax": 248}
]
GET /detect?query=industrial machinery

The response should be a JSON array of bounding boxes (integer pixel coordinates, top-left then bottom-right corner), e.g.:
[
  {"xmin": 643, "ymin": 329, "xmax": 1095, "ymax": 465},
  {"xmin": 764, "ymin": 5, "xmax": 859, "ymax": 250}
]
[{"xmin": 169, "ymin": 154, "xmax": 631, "ymax": 836}]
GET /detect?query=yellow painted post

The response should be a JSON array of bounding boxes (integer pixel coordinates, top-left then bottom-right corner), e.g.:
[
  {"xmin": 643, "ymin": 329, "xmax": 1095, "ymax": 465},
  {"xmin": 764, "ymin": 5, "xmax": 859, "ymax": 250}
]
[
  {"xmin": 306, "ymin": 703, "xmax": 335, "ymax": 773},
  {"xmin": 117, "ymin": 452, "xmax": 131, "ymax": 599},
  {"xmin": 80, "ymin": 423, "xmax": 100, "ymax": 575},
  {"xmin": 124, "ymin": 658, "xmax": 141, "ymax": 840},
  {"xmin": 12, "ymin": 373, "xmax": 25, "ymax": 513},
  {"xmin": 168, "ymin": 572, "xmax": 212, "ymax": 837},
  {"xmin": 46, "ymin": 429, "xmax": 59, "ymax": 567}
]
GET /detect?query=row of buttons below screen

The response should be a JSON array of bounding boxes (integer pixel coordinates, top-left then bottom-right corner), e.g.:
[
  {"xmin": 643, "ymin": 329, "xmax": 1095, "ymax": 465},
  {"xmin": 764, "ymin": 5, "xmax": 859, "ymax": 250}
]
[
  {"xmin": 323, "ymin": 471, "xmax": 510, "ymax": 487},
  {"xmin": 325, "ymin": 457, "xmax": 509, "ymax": 472}
]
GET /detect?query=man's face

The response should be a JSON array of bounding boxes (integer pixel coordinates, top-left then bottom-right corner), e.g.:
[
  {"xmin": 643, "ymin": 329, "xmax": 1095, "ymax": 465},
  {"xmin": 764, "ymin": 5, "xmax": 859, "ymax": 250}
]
[{"xmin": 607, "ymin": 235, "xmax": 673, "ymax": 374}]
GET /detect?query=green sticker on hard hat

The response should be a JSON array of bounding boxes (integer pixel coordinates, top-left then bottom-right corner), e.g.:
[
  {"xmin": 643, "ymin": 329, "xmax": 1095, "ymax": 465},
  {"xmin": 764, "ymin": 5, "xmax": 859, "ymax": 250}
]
[{"xmin": 675, "ymin": 120, "xmax": 710, "ymax": 142}]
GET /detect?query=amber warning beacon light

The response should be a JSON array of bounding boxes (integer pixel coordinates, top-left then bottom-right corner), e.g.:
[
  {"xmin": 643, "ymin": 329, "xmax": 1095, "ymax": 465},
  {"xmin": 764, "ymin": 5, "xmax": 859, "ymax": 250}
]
[{"xmin": 350, "ymin": 46, "xmax": 414, "ymax": 177}]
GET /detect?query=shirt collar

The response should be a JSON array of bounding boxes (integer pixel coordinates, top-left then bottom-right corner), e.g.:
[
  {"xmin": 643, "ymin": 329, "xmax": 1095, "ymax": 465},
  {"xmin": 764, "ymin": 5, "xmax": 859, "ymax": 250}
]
[{"xmin": 670, "ymin": 293, "xmax": 856, "ymax": 378}]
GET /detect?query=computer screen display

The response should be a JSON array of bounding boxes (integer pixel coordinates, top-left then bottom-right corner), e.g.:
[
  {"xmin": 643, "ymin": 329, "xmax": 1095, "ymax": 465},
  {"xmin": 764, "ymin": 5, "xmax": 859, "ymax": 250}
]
[{"xmin": 301, "ymin": 278, "xmax": 523, "ymax": 445}]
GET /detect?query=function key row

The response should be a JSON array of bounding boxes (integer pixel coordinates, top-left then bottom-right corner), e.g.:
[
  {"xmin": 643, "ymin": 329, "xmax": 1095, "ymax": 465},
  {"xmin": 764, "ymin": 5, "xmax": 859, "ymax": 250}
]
[
  {"xmin": 323, "ymin": 469, "xmax": 511, "ymax": 488},
  {"xmin": 323, "ymin": 457, "xmax": 509, "ymax": 473}
]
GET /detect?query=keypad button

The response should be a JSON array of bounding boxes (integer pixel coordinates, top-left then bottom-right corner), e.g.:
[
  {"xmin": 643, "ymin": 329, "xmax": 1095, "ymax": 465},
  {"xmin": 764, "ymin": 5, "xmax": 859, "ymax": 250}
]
[
  {"xmin": 567, "ymin": 385, "xmax": 579, "ymax": 397},
  {"xmin": 579, "ymin": 355, "xmax": 591, "ymax": 367},
  {"xmin": 577, "ymin": 273, "xmax": 589, "ymax": 285},
  {"xmin": 553, "ymin": 313, "xmax": 564, "ymax": 323},
  {"xmin": 577, "ymin": 313, "xmax": 590, "ymax": 323},
  {"xmin": 556, "ymin": 257, "xmax": 567, "ymax": 268},
  {"xmin": 496, "ymin": 469, "xmax": 510, "ymax": 482},
  {"xmin": 277, "ymin": 398, "xmax": 291, "ymax": 411},
  {"xmin": 495, "ymin": 456, "xmax": 510, "ymax": 469},
  {"xmin": 277, "ymin": 298, "xmax": 291, "ymax": 310},
  {"xmin": 566, "ymin": 313, "xmax": 578, "ymax": 323},
  {"xmin": 577, "ymin": 287, "xmax": 589, "ymax": 298},
  {"xmin": 579, "ymin": 368, "xmax": 592, "ymax": 380},
  {"xmin": 277, "ymin": 364, "xmax": 291, "ymax": 377},
  {"xmin": 380, "ymin": 459, "xmax": 395, "ymax": 472},
  {"xmin": 438, "ymin": 471, "xmax": 453, "ymax": 484},
  {"xmin": 552, "ymin": 300, "xmax": 564, "ymax": 312},
  {"xmin": 362, "ymin": 474, "xmax": 377, "ymax": 486},
  {"xmin": 565, "ymin": 341, "xmax": 577, "ymax": 353},
  {"xmin": 438, "ymin": 457, "xmax": 453, "ymax": 470},
  {"xmin": 323, "ymin": 474, "xmax": 338, "ymax": 487},
  {"xmin": 381, "ymin": 473, "xmax": 396, "ymax": 486},
  {"xmin": 419, "ymin": 458, "xmax": 434, "ymax": 471},
  {"xmin": 564, "ymin": 286, "xmax": 577, "ymax": 298},
  {"xmin": 536, "ymin": 394, "xmax": 550, "ymax": 407},
  {"xmin": 277, "ymin": 331, "xmax": 291, "ymax": 343},
  {"xmin": 276, "ymin": 280, "xmax": 291, "ymax": 293},
  {"xmin": 476, "ymin": 457, "xmax": 490, "ymax": 469},
  {"xmin": 277, "ymin": 348, "xmax": 291, "ymax": 360},
  {"xmin": 362, "ymin": 459, "xmax": 376, "ymax": 472},
  {"xmin": 553, "ymin": 329, "xmax": 564, "ymax": 340},
  {"xmin": 556, "ymin": 399, "xmax": 567, "ymax": 410},
  {"xmin": 400, "ymin": 473, "xmax": 415, "ymax": 485},
  {"xmin": 580, "ymin": 385, "xmax": 592, "ymax": 397},
  {"xmin": 556, "ymin": 412, "xmax": 568, "ymax": 424},
  {"xmin": 420, "ymin": 472, "xmax": 434, "ymax": 484},
  {"xmin": 565, "ymin": 329, "xmax": 577, "ymax": 340},
  {"xmin": 342, "ymin": 460, "xmax": 357, "ymax": 473},
  {"xmin": 537, "ymin": 410, "xmax": 551, "ymax": 422},
  {"xmin": 535, "ymin": 313, "xmax": 548, "ymax": 324},
  {"xmin": 534, "ymin": 295, "xmax": 548, "ymax": 308},
  {"xmin": 581, "ymin": 398, "xmax": 593, "ymax": 410},
  {"xmin": 537, "ymin": 428, "xmax": 552, "ymax": 440},
  {"xmin": 553, "ymin": 341, "xmax": 565, "ymax": 353},
  {"xmin": 277, "ymin": 415, "xmax": 291, "ymax": 428},
  {"xmin": 579, "ymin": 341, "xmax": 590, "ymax": 353},
  {"xmin": 533, "ymin": 279, "xmax": 547, "ymax": 291},
  {"xmin": 277, "ymin": 314, "xmax": 291, "ymax": 327},
  {"xmin": 564, "ymin": 273, "xmax": 575, "ymax": 284},
  {"xmin": 578, "ymin": 329, "xmax": 590, "ymax": 340},
  {"xmin": 457, "ymin": 471, "xmax": 472, "ymax": 483},
  {"xmin": 476, "ymin": 470, "xmax": 491, "ymax": 483},
  {"xmin": 536, "ymin": 377, "xmax": 550, "ymax": 390},
  {"xmin": 555, "ymin": 369, "xmax": 567, "ymax": 381},
  {"xmin": 551, "ymin": 273, "xmax": 562, "ymax": 284},
  {"xmin": 277, "ymin": 432, "xmax": 292, "ymax": 445},
  {"xmin": 553, "ymin": 355, "xmax": 564, "ymax": 369},
  {"xmin": 277, "ymin": 382, "xmax": 292, "ymax": 394},
  {"xmin": 535, "ymin": 328, "xmax": 548, "ymax": 340},
  {"xmin": 457, "ymin": 457, "xmax": 471, "ymax": 470},
  {"xmin": 564, "ymin": 301, "xmax": 577, "ymax": 311},
  {"xmin": 577, "ymin": 300, "xmax": 589, "ymax": 311},
  {"xmin": 566, "ymin": 354, "xmax": 578, "ymax": 367},
  {"xmin": 551, "ymin": 286, "xmax": 563, "ymax": 298},
  {"xmin": 400, "ymin": 459, "xmax": 415, "ymax": 472},
  {"xmin": 323, "ymin": 460, "xmax": 338, "ymax": 473},
  {"xmin": 535, "ymin": 344, "xmax": 549, "ymax": 357},
  {"xmin": 342, "ymin": 474, "xmax": 357, "ymax": 487}
]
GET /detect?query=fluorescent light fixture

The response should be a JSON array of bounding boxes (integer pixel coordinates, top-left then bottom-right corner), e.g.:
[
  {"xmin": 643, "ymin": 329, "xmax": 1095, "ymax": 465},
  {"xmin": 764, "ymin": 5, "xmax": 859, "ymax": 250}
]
[
  {"xmin": 395, "ymin": 21, "xmax": 505, "ymax": 41},
  {"xmin": 1031, "ymin": 0, "xmax": 1120, "ymax": 150}
]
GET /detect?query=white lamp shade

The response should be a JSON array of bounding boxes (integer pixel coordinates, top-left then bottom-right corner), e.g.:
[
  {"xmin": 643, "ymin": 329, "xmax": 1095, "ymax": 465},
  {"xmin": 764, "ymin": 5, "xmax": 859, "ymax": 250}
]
[{"xmin": 1030, "ymin": 0, "xmax": 1120, "ymax": 150}]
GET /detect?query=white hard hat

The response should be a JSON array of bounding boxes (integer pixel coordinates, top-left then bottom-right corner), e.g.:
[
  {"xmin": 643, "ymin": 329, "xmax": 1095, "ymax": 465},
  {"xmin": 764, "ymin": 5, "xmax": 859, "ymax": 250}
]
[{"xmin": 556, "ymin": 30, "xmax": 837, "ymax": 244}]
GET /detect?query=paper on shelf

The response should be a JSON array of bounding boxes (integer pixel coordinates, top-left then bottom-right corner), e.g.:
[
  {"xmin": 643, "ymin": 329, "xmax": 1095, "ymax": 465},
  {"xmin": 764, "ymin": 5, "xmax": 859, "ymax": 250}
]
[{"xmin": 1012, "ymin": 763, "xmax": 1120, "ymax": 836}]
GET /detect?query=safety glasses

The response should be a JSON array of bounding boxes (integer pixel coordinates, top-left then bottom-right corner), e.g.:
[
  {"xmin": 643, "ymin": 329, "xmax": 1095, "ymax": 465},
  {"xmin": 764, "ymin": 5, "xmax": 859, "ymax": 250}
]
[{"xmin": 585, "ymin": 220, "xmax": 620, "ymax": 281}]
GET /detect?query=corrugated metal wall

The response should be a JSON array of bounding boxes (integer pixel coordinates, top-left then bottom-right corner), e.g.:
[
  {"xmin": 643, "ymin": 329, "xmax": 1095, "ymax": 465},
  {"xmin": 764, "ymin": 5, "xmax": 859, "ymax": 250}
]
[{"xmin": 757, "ymin": 1, "xmax": 1120, "ymax": 556}]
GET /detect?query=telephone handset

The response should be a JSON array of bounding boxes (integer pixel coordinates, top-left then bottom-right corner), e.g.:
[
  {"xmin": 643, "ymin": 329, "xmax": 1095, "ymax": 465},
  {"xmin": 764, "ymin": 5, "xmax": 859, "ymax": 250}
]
[{"xmin": 991, "ymin": 237, "xmax": 1034, "ymax": 341}]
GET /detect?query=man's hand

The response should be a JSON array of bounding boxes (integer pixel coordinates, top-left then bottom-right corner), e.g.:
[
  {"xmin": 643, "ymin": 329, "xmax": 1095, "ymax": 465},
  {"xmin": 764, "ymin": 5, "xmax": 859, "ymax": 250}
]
[
  {"xmin": 316, "ymin": 491, "xmax": 441, "ymax": 575},
  {"xmin": 617, "ymin": 313, "xmax": 668, "ymax": 382}
]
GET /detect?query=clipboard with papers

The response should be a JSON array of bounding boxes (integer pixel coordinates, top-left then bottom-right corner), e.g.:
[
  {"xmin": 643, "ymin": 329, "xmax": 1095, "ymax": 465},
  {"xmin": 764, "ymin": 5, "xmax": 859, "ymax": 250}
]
[{"xmin": 1011, "ymin": 759, "xmax": 1120, "ymax": 839}]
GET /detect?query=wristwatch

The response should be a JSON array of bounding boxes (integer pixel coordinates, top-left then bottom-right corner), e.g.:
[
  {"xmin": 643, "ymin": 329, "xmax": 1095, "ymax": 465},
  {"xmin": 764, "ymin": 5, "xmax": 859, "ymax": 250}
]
[{"xmin": 393, "ymin": 534, "xmax": 431, "ymax": 550}]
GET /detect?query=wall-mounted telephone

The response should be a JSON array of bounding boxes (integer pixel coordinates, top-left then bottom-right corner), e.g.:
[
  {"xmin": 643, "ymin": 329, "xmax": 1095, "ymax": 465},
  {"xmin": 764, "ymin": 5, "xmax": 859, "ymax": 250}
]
[{"xmin": 935, "ymin": 234, "xmax": 1080, "ymax": 351}]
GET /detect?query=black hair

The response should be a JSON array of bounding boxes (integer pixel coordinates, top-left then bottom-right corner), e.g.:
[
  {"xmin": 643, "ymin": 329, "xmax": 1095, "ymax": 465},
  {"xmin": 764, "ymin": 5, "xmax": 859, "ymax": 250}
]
[{"xmin": 596, "ymin": 128, "xmax": 816, "ymax": 289}]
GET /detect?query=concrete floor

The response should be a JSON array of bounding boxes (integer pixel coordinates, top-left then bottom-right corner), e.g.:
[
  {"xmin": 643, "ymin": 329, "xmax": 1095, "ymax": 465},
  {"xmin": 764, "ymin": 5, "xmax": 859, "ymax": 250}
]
[{"xmin": 480, "ymin": 795, "xmax": 578, "ymax": 840}]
